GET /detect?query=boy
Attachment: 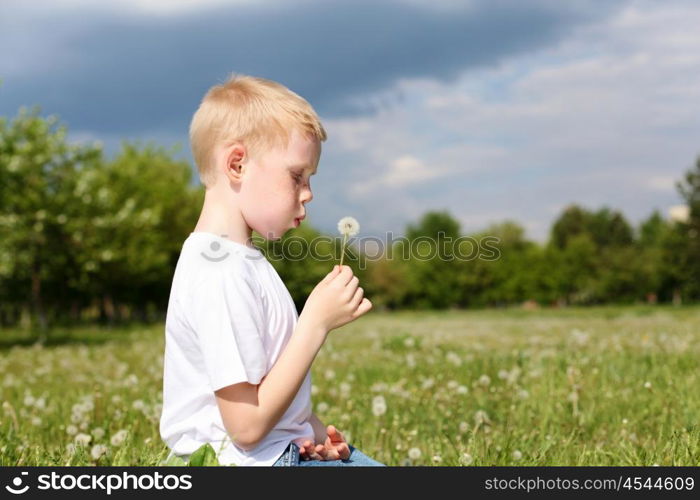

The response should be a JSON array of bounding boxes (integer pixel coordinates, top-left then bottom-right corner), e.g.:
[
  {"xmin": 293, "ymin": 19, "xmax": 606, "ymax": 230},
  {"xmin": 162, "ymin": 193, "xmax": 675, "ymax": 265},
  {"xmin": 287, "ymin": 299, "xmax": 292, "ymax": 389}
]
[{"xmin": 159, "ymin": 74, "xmax": 381, "ymax": 466}]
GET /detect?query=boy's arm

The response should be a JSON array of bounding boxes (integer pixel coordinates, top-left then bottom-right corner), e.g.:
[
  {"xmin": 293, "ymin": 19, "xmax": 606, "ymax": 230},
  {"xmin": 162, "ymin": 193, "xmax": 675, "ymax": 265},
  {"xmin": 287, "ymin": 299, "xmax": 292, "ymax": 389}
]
[
  {"xmin": 216, "ymin": 316, "xmax": 327, "ymax": 450},
  {"xmin": 308, "ymin": 411, "xmax": 329, "ymax": 444}
]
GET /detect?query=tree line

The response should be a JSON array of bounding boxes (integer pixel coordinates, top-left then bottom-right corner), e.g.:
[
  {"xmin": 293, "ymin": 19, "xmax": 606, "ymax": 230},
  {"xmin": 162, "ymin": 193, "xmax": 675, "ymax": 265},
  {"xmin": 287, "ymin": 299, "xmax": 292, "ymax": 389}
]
[{"xmin": 1, "ymin": 107, "xmax": 698, "ymax": 330}]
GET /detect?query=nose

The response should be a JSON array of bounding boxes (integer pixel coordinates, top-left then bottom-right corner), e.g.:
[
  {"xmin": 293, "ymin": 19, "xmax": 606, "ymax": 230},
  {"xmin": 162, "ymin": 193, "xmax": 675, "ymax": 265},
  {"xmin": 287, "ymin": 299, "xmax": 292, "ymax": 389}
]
[{"xmin": 301, "ymin": 186, "xmax": 313, "ymax": 204}]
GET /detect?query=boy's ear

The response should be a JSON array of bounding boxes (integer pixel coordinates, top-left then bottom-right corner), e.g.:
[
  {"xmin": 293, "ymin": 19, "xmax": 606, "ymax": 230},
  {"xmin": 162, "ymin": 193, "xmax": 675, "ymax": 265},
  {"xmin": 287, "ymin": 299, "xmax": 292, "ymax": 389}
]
[{"xmin": 225, "ymin": 143, "xmax": 246, "ymax": 181}]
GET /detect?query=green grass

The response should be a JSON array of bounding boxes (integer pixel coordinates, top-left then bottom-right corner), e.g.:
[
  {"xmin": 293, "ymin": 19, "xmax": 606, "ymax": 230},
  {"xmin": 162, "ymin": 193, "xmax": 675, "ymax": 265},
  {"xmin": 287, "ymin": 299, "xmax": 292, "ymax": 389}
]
[{"xmin": 1, "ymin": 304, "xmax": 699, "ymax": 466}]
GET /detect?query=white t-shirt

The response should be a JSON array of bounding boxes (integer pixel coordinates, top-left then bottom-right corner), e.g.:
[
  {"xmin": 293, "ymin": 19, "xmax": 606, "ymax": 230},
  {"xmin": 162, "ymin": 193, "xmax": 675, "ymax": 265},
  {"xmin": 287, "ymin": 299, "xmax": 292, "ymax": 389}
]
[{"xmin": 159, "ymin": 231, "xmax": 315, "ymax": 466}]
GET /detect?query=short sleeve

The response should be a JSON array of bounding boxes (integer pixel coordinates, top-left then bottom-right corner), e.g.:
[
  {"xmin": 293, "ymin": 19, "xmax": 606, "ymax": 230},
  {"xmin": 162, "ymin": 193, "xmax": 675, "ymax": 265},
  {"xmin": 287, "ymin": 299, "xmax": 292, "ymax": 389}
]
[{"xmin": 187, "ymin": 263, "xmax": 268, "ymax": 392}]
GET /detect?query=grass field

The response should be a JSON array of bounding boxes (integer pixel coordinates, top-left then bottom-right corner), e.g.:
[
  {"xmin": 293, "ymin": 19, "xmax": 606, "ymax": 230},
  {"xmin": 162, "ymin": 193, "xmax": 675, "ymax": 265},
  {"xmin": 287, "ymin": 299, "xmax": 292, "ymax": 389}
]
[{"xmin": 1, "ymin": 304, "xmax": 699, "ymax": 466}]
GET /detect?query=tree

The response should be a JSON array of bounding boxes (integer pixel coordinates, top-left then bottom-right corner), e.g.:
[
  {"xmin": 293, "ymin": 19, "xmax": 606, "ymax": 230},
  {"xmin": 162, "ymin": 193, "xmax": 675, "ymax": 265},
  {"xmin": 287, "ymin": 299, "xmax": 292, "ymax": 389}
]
[
  {"xmin": 673, "ymin": 154, "xmax": 700, "ymax": 300},
  {"xmin": 0, "ymin": 106, "xmax": 102, "ymax": 331}
]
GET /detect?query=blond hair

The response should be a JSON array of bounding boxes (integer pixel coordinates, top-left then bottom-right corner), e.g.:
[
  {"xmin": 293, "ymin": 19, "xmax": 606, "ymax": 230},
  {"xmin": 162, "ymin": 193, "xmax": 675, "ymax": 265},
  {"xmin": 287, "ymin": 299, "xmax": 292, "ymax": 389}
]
[{"xmin": 189, "ymin": 73, "xmax": 327, "ymax": 187}]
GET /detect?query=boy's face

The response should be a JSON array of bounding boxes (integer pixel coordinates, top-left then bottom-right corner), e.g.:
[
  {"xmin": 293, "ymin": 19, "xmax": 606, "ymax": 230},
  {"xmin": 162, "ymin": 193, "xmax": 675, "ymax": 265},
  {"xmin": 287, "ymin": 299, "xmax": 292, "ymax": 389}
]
[{"xmin": 234, "ymin": 128, "xmax": 320, "ymax": 240}]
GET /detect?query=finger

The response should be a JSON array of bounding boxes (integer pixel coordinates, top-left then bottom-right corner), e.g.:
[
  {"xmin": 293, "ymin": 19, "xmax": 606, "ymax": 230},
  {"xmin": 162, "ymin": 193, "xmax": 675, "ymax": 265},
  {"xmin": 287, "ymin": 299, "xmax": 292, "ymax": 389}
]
[
  {"xmin": 324, "ymin": 265, "xmax": 341, "ymax": 282},
  {"xmin": 338, "ymin": 443, "xmax": 351, "ymax": 460},
  {"xmin": 301, "ymin": 440, "xmax": 316, "ymax": 460},
  {"xmin": 342, "ymin": 275, "xmax": 360, "ymax": 300},
  {"xmin": 349, "ymin": 286, "xmax": 364, "ymax": 310},
  {"xmin": 337, "ymin": 265, "xmax": 355, "ymax": 286},
  {"xmin": 315, "ymin": 444, "xmax": 329, "ymax": 460},
  {"xmin": 352, "ymin": 297, "xmax": 373, "ymax": 318},
  {"xmin": 327, "ymin": 425, "xmax": 345, "ymax": 443}
]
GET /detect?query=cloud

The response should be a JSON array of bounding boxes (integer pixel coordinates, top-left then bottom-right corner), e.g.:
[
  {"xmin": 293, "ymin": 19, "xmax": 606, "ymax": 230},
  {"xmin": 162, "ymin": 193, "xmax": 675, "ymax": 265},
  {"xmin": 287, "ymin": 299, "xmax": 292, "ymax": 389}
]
[
  {"xmin": 317, "ymin": 0, "xmax": 700, "ymax": 242},
  {"xmin": 1, "ymin": 0, "xmax": 698, "ymax": 244},
  {"xmin": 0, "ymin": 0, "xmax": 614, "ymax": 136}
]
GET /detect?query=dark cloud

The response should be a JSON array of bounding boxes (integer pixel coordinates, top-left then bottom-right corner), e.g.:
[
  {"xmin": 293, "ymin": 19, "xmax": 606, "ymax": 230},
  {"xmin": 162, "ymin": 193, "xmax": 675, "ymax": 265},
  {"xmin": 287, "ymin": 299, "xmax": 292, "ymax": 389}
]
[{"xmin": 0, "ymin": 0, "xmax": 618, "ymax": 137}]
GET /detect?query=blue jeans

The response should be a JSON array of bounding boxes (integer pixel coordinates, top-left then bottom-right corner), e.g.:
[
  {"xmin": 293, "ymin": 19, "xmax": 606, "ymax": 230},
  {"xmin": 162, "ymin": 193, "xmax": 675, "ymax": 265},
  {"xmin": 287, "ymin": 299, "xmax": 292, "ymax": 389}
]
[{"xmin": 272, "ymin": 441, "xmax": 387, "ymax": 466}]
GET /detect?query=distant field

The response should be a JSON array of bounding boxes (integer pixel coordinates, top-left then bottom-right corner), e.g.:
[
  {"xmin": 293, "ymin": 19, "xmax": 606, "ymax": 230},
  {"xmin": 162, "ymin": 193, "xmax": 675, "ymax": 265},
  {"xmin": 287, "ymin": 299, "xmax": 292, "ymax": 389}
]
[{"xmin": 1, "ymin": 304, "xmax": 699, "ymax": 466}]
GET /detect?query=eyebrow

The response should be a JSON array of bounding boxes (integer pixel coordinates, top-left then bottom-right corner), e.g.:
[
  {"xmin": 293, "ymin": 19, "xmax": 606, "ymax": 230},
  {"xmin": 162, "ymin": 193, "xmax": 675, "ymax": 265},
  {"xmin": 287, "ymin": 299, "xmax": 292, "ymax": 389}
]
[{"xmin": 290, "ymin": 163, "xmax": 317, "ymax": 174}]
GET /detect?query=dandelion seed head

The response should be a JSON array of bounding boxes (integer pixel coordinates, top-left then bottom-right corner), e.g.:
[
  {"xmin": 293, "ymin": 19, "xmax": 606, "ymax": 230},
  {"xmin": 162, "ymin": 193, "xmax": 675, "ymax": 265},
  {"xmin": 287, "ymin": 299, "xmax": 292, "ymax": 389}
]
[
  {"xmin": 372, "ymin": 395, "xmax": 387, "ymax": 416},
  {"xmin": 74, "ymin": 433, "xmax": 92, "ymax": 446},
  {"xmin": 474, "ymin": 409, "xmax": 490, "ymax": 426},
  {"xmin": 408, "ymin": 447, "xmax": 422, "ymax": 460},
  {"xmin": 337, "ymin": 216, "xmax": 360, "ymax": 236},
  {"xmin": 110, "ymin": 429, "xmax": 128, "ymax": 447},
  {"xmin": 512, "ymin": 450, "xmax": 523, "ymax": 461},
  {"xmin": 460, "ymin": 453, "xmax": 474, "ymax": 466},
  {"xmin": 91, "ymin": 444, "xmax": 108, "ymax": 460}
]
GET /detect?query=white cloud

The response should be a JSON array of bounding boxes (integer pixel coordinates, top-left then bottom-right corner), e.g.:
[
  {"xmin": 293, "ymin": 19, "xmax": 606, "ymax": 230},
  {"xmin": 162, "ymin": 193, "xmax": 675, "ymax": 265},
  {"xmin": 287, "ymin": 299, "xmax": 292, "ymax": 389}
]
[
  {"xmin": 322, "ymin": 1, "xmax": 700, "ymax": 242},
  {"xmin": 8, "ymin": 0, "xmax": 265, "ymax": 16}
]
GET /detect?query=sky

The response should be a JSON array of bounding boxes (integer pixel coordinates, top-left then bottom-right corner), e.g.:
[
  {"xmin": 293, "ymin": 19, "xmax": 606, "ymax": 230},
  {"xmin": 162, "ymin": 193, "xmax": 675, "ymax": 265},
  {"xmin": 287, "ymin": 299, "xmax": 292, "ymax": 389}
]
[{"xmin": 1, "ymin": 0, "xmax": 699, "ymax": 244}]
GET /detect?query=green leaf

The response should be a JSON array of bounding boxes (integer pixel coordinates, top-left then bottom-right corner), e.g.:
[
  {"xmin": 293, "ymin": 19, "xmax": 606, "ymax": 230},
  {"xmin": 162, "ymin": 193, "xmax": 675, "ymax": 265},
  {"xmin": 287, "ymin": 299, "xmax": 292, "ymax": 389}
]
[
  {"xmin": 159, "ymin": 454, "xmax": 188, "ymax": 466},
  {"xmin": 187, "ymin": 443, "xmax": 220, "ymax": 466}
]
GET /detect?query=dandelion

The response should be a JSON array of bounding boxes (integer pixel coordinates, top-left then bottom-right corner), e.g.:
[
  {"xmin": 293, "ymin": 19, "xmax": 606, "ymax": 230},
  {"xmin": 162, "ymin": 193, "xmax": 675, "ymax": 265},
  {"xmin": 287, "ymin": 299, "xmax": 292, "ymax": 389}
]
[
  {"xmin": 315, "ymin": 401, "xmax": 329, "ymax": 413},
  {"xmin": 408, "ymin": 447, "xmax": 422, "ymax": 460},
  {"xmin": 74, "ymin": 433, "xmax": 92, "ymax": 446},
  {"xmin": 92, "ymin": 428, "xmax": 105, "ymax": 441},
  {"xmin": 643, "ymin": 381, "xmax": 652, "ymax": 390},
  {"xmin": 512, "ymin": 450, "xmax": 523, "ymax": 461},
  {"xmin": 132, "ymin": 399, "xmax": 145, "ymax": 411},
  {"xmin": 372, "ymin": 395, "xmax": 387, "ymax": 416},
  {"xmin": 405, "ymin": 353, "xmax": 416, "ymax": 368},
  {"xmin": 91, "ymin": 444, "xmax": 108, "ymax": 461},
  {"xmin": 446, "ymin": 352, "xmax": 462, "ymax": 366},
  {"xmin": 460, "ymin": 453, "xmax": 474, "ymax": 466},
  {"xmin": 457, "ymin": 385, "xmax": 468, "ymax": 395},
  {"xmin": 474, "ymin": 410, "xmax": 490, "ymax": 426},
  {"xmin": 498, "ymin": 369, "xmax": 509, "ymax": 380},
  {"xmin": 337, "ymin": 216, "xmax": 359, "ymax": 267},
  {"xmin": 517, "ymin": 389, "xmax": 529, "ymax": 400},
  {"xmin": 432, "ymin": 455, "xmax": 442, "ymax": 463},
  {"xmin": 66, "ymin": 425, "xmax": 78, "ymax": 436},
  {"xmin": 324, "ymin": 369, "xmax": 336, "ymax": 380},
  {"xmin": 110, "ymin": 429, "xmax": 128, "ymax": 447},
  {"xmin": 421, "ymin": 378, "xmax": 435, "ymax": 390},
  {"xmin": 459, "ymin": 421, "xmax": 469, "ymax": 433},
  {"xmin": 31, "ymin": 416, "xmax": 42, "ymax": 426},
  {"xmin": 478, "ymin": 374, "xmax": 491, "ymax": 387}
]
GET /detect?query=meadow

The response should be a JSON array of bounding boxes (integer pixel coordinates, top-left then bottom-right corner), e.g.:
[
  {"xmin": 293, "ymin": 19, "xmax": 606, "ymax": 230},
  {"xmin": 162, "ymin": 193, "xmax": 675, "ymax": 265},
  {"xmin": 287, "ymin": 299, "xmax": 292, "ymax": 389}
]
[{"xmin": 1, "ymin": 304, "xmax": 699, "ymax": 466}]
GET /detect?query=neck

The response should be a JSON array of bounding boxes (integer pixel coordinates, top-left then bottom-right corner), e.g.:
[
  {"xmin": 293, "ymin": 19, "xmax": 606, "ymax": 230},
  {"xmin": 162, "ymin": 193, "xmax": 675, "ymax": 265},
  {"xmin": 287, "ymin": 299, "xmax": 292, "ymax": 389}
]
[{"xmin": 193, "ymin": 187, "xmax": 254, "ymax": 247}]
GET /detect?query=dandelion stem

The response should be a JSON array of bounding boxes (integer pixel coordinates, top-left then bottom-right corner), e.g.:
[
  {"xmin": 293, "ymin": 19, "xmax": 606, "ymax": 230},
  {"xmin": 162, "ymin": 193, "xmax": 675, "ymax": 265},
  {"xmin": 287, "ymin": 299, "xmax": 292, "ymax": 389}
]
[{"xmin": 339, "ymin": 233, "xmax": 348, "ymax": 267}]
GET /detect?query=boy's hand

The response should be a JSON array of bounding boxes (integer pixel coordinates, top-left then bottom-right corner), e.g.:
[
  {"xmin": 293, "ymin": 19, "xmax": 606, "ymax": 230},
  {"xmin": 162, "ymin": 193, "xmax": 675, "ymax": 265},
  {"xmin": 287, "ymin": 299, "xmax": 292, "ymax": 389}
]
[
  {"xmin": 298, "ymin": 265, "xmax": 373, "ymax": 334},
  {"xmin": 298, "ymin": 425, "xmax": 351, "ymax": 461}
]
